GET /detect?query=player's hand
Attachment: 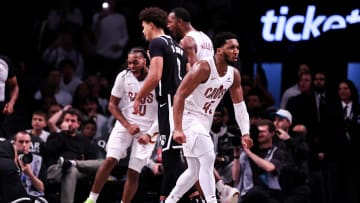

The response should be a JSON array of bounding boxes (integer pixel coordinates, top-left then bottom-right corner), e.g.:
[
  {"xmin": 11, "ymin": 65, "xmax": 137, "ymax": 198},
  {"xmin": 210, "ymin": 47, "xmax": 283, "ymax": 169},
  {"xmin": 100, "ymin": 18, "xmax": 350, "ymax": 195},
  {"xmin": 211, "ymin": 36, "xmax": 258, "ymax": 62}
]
[
  {"xmin": 173, "ymin": 130, "xmax": 186, "ymax": 144},
  {"xmin": 3, "ymin": 102, "xmax": 14, "ymax": 115},
  {"xmin": 241, "ymin": 134, "xmax": 253, "ymax": 149},
  {"xmin": 138, "ymin": 134, "xmax": 150, "ymax": 145},
  {"xmin": 127, "ymin": 124, "xmax": 140, "ymax": 135}
]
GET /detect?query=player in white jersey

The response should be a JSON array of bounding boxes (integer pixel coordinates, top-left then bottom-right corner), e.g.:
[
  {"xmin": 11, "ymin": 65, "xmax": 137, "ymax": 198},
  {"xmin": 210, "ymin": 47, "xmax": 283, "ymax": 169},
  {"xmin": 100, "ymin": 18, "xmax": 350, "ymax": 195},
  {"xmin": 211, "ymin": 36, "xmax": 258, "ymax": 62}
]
[
  {"xmin": 165, "ymin": 32, "xmax": 253, "ymax": 203},
  {"xmin": 84, "ymin": 48, "xmax": 158, "ymax": 203},
  {"xmin": 167, "ymin": 7, "xmax": 213, "ymax": 67},
  {"xmin": 168, "ymin": 7, "xmax": 242, "ymax": 202}
]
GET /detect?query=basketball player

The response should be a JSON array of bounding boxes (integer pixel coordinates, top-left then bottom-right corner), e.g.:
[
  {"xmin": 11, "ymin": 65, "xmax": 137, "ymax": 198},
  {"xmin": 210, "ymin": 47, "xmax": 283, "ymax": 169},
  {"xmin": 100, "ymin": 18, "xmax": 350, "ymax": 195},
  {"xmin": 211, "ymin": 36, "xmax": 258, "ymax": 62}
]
[
  {"xmin": 165, "ymin": 32, "xmax": 253, "ymax": 203},
  {"xmin": 167, "ymin": 7, "xmax": 213, "ymax": 67},
  {"xmin": 84, "ymin": 48, "xmax": 158, "ymax": 203},
  {"xmin": 168, "ymin": 7, "xmax": 241, "ymax": 202},
  {"xmin": 134, "ymin": 7, "xmax": 201, "ymax": 202}
]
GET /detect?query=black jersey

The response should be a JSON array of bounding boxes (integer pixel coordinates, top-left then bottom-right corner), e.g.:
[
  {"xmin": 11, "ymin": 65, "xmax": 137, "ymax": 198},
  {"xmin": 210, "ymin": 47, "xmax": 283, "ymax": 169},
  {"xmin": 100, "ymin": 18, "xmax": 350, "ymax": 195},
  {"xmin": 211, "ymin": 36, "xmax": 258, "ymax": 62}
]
[{"xmin": 148, "ymin": 35, "xmax": 187, "ymax": 98}]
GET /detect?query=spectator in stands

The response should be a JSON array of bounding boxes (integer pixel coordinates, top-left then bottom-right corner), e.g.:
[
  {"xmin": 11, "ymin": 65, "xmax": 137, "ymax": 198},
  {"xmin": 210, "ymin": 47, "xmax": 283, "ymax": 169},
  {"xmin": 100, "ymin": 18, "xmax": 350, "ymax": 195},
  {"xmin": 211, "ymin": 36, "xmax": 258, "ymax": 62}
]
[
  {"xmin": 59, "ymin": 59, "xmax": 83, "ymax": 96},
  {"xmin": 46, "ymin": 108, "xmax": 99, "ymax": 203},
  {"xmin": 232, "ymin": 119, "xmax": 287, "ymax": 203},
  {"xmin": 280, "ymin": 63, "xmax": 310, "ymax": 108},
  {"xmin": 84, "ymin": 74, "xmax": 110, "ymax": 115},
  {"xmin": 26, "ymin": 110, "xmax": 50, "ymax": 143},
  {"xmin": 26, "ymin": 110, "xmax": 49, "ymax": 163},
  {"xmin": 80, "ymin": 96, "xmax": 109, "ymax": 140},
  {"xmin": 91, "ymin": 0, "xmax": 129, "ymax": 82},
  {"xmin": 81, "ymin": 118, "xmax": 107, "ymax": 161},
  {"xmin": 72, "ymin": 82, "xmax": 91, "ymax": 110},
  {"xmin": 45, "ymin": 0, "xmax": 83, "ymax": 33},
  {"xmin": 273, "ymin": 109, "xmax": 311, "ymax": 203},
  {"xmin": 34, "ymin": 69, "xmax": 73, "ymax": 107},
  {"xmin": 323, "ymin": 79, "xmax": 360, "ymax": 203},
  {"xmin": 42, "ymin": 24, "xmax": 85, "ymax": 78},
  {"xmin": 285, "ymin": 71, "xmax": 331, "ymax": 203},
  {"xmin": 47, "ymin": 104, "xmax": 72, "ymax": 133}
]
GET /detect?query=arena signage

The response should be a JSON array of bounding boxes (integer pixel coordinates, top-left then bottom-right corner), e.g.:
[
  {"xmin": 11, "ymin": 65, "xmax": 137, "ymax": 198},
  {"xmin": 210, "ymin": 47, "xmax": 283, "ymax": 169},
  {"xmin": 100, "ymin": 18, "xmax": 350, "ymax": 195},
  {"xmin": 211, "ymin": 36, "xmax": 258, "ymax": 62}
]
[{"xmin": 261, "ymin": 5, "xmax": 360, "ymax": 42}]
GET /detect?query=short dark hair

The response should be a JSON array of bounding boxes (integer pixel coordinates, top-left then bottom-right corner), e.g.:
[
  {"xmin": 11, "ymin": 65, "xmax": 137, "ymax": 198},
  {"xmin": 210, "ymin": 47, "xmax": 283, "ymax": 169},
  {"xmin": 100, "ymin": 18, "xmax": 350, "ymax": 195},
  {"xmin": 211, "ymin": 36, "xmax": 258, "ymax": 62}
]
[
  {"xmin": 172, "ymin": 7, "xmax": 191, "ymax": 22},
  {"xmin": 139, "ymin": 7, "xmax": 168, "ymax": 31},
  {"xmin": 63, "ymin": 108, "xmax": 83, "ymax": 124},
  {"xmin": 14, "ymin": 131, "xmax": 31, "ymax": 141},
  {"xmin": 32, "ymin": 109, "xmax": 48, "ymax": 120},
  {"xmin": 213, "ymin": 32, "xmax": 238, "ymax": 50},
  {"xmin": 257, "ymin": 119, "xmax": 276, "ymax": 133}
]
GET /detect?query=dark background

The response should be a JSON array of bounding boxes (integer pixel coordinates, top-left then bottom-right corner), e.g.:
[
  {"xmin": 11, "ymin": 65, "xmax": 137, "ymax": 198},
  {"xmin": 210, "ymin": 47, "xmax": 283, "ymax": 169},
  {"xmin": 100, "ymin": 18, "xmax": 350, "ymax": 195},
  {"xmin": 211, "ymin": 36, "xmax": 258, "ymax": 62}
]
[{"xmin": 0, "ymin": 0, "xmax": 358, "ymax": 91}]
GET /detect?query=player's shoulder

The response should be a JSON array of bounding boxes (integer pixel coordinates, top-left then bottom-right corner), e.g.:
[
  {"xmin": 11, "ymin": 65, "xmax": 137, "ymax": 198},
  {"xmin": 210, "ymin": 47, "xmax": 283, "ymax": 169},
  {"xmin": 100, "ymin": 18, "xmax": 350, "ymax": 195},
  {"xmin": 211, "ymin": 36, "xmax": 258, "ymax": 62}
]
[
  {"xmin": 118, "ymin": 69, "xmax": 130, "ymax": 76},
  {"xmin": 193, "ymin": 59, "xmax": 211, "ymax": 71},
  {"xmin": 115, "ymin": 69, "xmax": 132, "ymax": 81},
  {"xmin": 181, "ymin": 35, "xmax": 196, "ymax": 45},
  {"xmin": 150, "ymin": 37, "xmax": 168, "ymax": 47}
]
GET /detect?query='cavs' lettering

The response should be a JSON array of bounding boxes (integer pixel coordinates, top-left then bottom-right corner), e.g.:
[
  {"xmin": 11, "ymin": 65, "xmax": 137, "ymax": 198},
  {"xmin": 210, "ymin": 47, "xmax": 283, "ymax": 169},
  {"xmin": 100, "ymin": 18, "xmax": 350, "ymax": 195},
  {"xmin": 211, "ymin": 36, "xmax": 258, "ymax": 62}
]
[
  {"xmin": 204, "ymin": 85, "xmax": 227, "ymax": 99},
  {"xmin": 128, "ymin": 92, "xmax": 154, "ymax": 103}
]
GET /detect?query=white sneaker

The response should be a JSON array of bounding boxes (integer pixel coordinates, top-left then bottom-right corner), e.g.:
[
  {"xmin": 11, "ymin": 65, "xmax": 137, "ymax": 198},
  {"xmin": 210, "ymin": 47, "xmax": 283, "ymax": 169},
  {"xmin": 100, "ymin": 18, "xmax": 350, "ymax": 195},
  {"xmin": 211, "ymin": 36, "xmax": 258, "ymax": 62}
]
[{"xmin": 219, "ymin": 185, "xmax": 240, "ymax": 203}]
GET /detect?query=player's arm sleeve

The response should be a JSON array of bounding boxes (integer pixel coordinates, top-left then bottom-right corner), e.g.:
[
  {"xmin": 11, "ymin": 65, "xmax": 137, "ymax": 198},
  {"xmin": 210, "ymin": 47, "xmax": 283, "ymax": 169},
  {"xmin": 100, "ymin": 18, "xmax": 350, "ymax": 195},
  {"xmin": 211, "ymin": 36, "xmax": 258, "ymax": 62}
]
[{"xmin": 233, "ymin": 101, "xmax": 250, "ymax": 136}]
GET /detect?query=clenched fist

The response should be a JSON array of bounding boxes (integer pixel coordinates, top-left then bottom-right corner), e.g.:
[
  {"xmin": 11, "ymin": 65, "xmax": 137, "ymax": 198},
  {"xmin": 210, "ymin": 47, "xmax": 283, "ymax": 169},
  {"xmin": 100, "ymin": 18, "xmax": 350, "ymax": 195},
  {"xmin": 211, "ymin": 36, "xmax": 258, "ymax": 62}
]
[{"xmin": 241, "ymin": 135, "xmax": 253, "ymax": 149}]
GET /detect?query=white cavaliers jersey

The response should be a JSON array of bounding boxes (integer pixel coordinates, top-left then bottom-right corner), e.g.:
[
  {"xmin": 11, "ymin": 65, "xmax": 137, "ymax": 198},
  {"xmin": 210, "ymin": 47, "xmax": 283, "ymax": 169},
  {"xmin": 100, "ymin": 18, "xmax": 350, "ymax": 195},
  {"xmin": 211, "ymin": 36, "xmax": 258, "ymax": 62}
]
[
  {"xmin": 186, "ymin": 31, "xmax": 214, "ymax": 60},
  {"xmin": 183, "ymin": 57, "xmax": 234, "ymax": 134},
  {"xmin": 111, "ymin": 69, "xmax": 158, "ymax": 132}
]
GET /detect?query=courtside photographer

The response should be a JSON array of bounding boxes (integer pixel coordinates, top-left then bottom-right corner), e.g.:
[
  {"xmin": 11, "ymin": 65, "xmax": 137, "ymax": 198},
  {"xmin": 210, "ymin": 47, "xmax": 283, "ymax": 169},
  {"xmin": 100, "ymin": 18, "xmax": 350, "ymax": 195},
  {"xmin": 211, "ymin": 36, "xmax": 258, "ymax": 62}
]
[
  {"xmin": 0, "ymin": 136, "xmax": 31, "ymax": 202},
  {"xmin": 13, "ymin": 131, "xmax": 48, "ymax": 203}
]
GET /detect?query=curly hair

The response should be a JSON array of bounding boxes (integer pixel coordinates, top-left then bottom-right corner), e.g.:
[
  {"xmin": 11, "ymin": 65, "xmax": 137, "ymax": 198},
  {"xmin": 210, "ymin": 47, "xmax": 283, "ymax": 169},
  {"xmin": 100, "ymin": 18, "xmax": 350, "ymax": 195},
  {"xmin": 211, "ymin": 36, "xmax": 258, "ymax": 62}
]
[{"xmin": 139, "ymin": 7, "xmax": 168, "ymax": 31}]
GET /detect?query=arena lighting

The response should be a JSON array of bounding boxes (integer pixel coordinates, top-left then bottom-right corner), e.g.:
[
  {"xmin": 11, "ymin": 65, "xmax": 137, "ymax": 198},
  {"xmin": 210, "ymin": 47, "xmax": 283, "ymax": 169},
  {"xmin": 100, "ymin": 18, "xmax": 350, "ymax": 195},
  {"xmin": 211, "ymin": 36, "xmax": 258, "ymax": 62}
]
[{"xmin": 261, "ymin": 5, "xmax": 360, "ymax": 42}]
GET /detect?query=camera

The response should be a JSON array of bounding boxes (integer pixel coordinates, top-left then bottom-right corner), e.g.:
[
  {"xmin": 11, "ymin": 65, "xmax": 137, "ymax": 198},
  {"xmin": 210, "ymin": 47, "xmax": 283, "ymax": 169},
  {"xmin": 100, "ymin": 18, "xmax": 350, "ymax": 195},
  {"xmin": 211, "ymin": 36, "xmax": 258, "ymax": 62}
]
[{"xmin": 18, "ymin": 152, "xmax": 33, "ymax": 164}]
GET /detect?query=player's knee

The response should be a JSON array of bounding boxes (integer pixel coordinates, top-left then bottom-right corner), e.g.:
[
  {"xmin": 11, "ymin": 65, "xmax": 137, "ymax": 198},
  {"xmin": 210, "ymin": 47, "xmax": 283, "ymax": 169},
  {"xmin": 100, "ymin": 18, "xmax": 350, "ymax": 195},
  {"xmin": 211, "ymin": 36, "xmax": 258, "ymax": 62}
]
[{"xmin": 105, "ymin": 157, "xmax": 119, "ymax": 166}]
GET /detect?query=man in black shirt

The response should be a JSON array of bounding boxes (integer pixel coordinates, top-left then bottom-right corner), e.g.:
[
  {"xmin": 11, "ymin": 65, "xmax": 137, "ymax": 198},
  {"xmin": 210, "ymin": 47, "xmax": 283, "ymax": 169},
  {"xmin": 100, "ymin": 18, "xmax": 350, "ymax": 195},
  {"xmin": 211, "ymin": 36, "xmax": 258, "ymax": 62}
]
[{"xmin": 46, "ymin": 108, "xmax": 97, "ymax": 203}]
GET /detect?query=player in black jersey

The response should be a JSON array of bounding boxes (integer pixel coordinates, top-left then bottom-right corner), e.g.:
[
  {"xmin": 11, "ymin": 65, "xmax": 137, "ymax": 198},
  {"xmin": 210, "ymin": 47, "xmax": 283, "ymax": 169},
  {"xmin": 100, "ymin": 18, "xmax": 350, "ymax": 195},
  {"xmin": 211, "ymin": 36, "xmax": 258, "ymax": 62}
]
[{"xmin": 134, "ymin": 7, "xmax": 200, "ymax": 203}]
